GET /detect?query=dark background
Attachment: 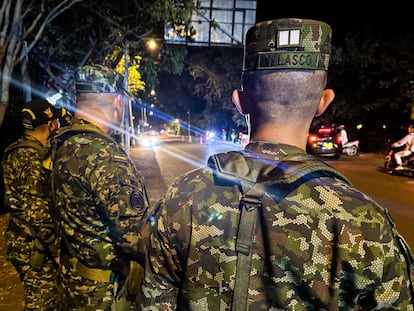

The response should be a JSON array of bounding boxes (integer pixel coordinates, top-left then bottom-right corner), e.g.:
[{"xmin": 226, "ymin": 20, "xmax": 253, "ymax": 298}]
[{"xmin": 256, "ymin": 1, "xmax": 410, "ymax": 44}]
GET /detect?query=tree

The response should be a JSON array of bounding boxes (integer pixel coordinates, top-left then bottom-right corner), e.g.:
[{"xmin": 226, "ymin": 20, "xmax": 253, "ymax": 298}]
[
  {"xmin": 1, "ymin": 0, "xmax": 199, "ymax": 130},
  {"xmin": 325, "ymin": 27, "xmax": 414, "ymax": 151},
  {"xmin": 0, "ymin": 0, "xmax": 81, "ymax": 128}
]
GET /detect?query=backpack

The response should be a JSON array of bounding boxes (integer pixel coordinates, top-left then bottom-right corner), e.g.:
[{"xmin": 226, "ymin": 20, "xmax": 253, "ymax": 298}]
[
  {"xmin": 208, "ymin": 150, "xmax": 414, "ymax": 309},
  {"xmin": 208, "ymin": 150, "xmax": 349, "ymax": 310}
]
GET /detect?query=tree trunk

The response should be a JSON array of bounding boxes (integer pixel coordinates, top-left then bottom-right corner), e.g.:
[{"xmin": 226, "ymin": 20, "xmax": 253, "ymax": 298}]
[{"xmin": 0, "ymin": 0, "xmax": 22, "ymax": 128}]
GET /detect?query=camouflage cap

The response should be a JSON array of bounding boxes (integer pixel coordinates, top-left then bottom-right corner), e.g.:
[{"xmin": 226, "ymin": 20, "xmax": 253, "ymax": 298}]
[
  {"xmin": 243, "ymin": 18, "xmax": 332, "ymax": 71},
  {"xmin": 21, "ymin": 98, "xmax": 62, "ymax": 130},
  {"xmin": 74, "ymin": 64, "xmax": 124, "ymax": 94}
]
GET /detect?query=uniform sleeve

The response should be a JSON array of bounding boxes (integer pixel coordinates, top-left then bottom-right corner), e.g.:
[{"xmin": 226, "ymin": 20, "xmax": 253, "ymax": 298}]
[
  {"xmin": 140, "ymin": 181, "xmax": 189, "ymax": 310},
  {"xmin": 89, "ymin": 141, "xmax": 150, "ymax": 262}
]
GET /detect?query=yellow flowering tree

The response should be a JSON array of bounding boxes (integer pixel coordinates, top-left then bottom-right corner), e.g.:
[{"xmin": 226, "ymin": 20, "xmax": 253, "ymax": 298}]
[{"xmin": 107, "ymin": 47, "xmax": 145, "ymax": 97}]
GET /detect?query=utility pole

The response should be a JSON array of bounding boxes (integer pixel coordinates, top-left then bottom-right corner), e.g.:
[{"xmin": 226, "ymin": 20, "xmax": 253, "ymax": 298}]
[{"xmin": 123, "ymin": 40, "xmax": 135, "ymax": 154}]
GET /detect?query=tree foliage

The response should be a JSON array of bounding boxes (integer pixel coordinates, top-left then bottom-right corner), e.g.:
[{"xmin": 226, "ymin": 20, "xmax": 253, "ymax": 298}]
[
  {"xmin": 0, "ymin": 0, "xmax": 81, "ymax": 128},
  {"xmin": 0, "ymin": 0, "xmax": 197, "ymax": 144},
  {"xmin": 2, "ymin": 2, "xmax": 414, "ymax": 153},
  {"xmin": 322, "ymin": 26, "xmax": 414, "ymax": 151}
]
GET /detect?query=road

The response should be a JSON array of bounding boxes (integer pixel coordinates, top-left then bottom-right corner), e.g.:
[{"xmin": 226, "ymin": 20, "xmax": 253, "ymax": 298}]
[{"xmin": 1, "ymin": 141, "xmax": 413, "ymax": 310}]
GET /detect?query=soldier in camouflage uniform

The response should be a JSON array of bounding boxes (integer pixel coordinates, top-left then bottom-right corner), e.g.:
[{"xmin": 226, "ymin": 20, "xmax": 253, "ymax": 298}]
[
  {"xmin": 140, "ymin": 19, "xmax": 414, "ymax": 310},
  {"xmin": 47, "ymin": 64, "xmax": 149, "ymax": 310},
  {"xmin": 2, "ymin": 99, "xmax": 62, "ymax": 310}
]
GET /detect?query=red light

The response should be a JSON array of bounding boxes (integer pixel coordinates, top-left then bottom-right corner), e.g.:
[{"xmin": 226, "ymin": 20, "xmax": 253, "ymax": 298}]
[
  {"xmin": 308, "ymin": 134, "xmax": 318, "ymax": 143},
  {"xmin": 318, "ymin": 128, "xmax": 332, "ymax": 135},
  {"xmin": 336, "ymin": 134, "xmax": 343, "ymax": 144}
]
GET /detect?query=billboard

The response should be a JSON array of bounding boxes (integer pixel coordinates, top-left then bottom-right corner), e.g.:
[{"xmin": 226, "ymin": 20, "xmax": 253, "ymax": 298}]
[{"xmin": 164, "ymin": 0, "xmax": 256, "ymax": 47}]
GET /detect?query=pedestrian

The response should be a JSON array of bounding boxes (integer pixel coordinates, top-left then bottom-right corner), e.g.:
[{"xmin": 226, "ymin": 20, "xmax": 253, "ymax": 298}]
[
  {"xmin": 2, "ymin": 98, "xmax": 62, "ymax": 310},
  {"xmin": 139, "ymin": 18, "xmax": 414, "ymax": 310},
  {"xmin": 47, "ymin": 64, "xmax": 149, "ymax": 310}
]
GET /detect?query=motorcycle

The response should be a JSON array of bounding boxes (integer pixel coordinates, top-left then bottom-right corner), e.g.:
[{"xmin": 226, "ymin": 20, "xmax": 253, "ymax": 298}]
[
  {"xmin": 342, "ymin": 140, "xmax": 359, "ymax": 156},
  {"xmin": 384, "ymin": 145, "xmax": 414, "ymax": 177}
]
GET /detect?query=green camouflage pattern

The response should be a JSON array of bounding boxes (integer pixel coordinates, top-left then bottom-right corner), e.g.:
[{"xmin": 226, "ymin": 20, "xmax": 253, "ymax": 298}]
[
  {"xmin": 57, "ymin": 255, "xmax": 116, "ymax": 310},
  {"xmin": 140, "ymin": 141, "xmax": 414, "ymax": 310},
  {"xmin": 244, "ymin": 18, "xmax": 332, "ymax": 71},
  {"xmin": 48, "ymin": 117, "xmax": 149, "ymax": 309},
  {"xmin": 2, "ymin": 134, "xmax": 60, "ymax": 310},
  {"xmin": 75, "ymin": 64, "xmax": 124, "ymax": 94}
]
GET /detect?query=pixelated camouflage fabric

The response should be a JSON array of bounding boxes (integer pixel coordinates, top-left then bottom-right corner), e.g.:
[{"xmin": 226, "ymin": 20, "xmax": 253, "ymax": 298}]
[{"xmin": 140, "ymin": 141, "xmax": 413, "ymax": 310}]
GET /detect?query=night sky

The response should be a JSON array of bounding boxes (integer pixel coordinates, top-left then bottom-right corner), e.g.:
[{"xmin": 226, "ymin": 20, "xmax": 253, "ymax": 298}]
[{"xmin": 255, "ymin": 1, "xmax": 411, "ymax": 45}]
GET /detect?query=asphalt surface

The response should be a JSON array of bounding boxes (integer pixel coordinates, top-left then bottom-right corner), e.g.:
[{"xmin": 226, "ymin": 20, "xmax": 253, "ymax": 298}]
[{"xmin": 0, "ymin": 212, "xmax": 25, "ymax": 310}]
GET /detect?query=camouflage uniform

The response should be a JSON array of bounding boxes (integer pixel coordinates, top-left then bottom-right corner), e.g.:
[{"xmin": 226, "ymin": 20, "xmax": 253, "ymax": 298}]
[
  {"xmin": 3, "ymin": 134, "xmax": 60, "ymax": 310},
  {"xmin": 48, "ymin": 117, "xmax": 148, "ymax": 310},
  {"xmin": 140, "ymin": 141, "xmax": 414, "ymax": 310}
]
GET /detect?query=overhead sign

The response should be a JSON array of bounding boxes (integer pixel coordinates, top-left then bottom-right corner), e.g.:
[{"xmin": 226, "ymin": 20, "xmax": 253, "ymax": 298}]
[{"xmin": 164, "ymin": 0, "xmax": 256, "ymax": 47}]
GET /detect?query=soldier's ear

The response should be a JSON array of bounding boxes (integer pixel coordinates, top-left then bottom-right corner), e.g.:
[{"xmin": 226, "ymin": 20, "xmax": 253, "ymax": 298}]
[
  {"xmin": 113, "ymin": 94, "xmax": 125, "ymax": 116},
  {"xmin": 315, "ymin": 89, "xmax": 335, "ymax": 117},
  {"xmin": 232, "ymin": 89, "xmax": 248, "ymax": 115}
]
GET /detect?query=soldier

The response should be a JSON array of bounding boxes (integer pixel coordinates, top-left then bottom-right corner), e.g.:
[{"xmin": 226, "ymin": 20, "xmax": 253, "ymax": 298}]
[
  {"xmin": 140, "ymin": 19, "xmax": 414, "ymax": 310},
  {"xmin": 47, "ymin": 64, "xmax": 149, "ymax": 310},
  {"xmin": 2, "ymin": 98, "xmax": 61, "ymax": 310}
]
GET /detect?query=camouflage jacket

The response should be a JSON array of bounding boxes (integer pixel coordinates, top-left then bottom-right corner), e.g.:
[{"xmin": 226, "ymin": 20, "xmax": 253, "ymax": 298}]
[
  {"xmin": 2, "ymin": 134, "xmax": 60, "ymax": 257},
  {"xmin": 141, "ymin": 141, "xmax": 414, "ymax": 310},
  {"xmin": 48, "ymin": 118, "xmax": 149, "ymax": 268}
]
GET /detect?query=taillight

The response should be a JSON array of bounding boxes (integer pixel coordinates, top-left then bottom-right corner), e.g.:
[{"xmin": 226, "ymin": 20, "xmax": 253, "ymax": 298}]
[
  {"xmin": 336, "ymin": 134, "xmax": 343, "ymax": 144},
  {"xmin": 308, "ymin": 134, "xmax": 319, "ymax": 143},
  {"xmin": 317, "ymin": 127, "xmax": 332, "ymax": 135}
]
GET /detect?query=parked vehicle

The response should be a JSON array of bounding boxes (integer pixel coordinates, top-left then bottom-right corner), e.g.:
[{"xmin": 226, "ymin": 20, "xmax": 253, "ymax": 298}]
[
  {"xmin": 342, "ymin": 140, "xmax": 360, "ymax": 156},
  {"xmin": 306, "ymin": 125, "xmax": 342, "ymax": 159},
  {"xmin": 384, "ymin": 145, "xmax": 414, "ymax": 177}
]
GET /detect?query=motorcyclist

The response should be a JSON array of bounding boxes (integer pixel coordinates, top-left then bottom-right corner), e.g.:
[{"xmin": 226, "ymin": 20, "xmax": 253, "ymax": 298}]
[
  {"xmin": 391, "ymin": 124, "xmax": 414, "ymax": 170},
  {"xmin": 338, "ymin": 125, "xmax": 348, "ymax": 145}
]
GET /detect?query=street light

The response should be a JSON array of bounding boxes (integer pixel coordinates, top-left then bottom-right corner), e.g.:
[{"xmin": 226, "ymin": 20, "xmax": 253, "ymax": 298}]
[{"xmin": 146, "ymin": 38, "xmax": 158, "ymax": 51}]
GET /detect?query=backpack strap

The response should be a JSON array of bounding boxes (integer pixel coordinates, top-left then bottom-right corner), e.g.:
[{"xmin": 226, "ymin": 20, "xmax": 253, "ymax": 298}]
[
  {"xmin": 233, "ymin": 181, "xmax": 266, "ymax": 311},
  {"xmin": 209, "ymin": 150, "xmax": 349, "ymax": 310}
]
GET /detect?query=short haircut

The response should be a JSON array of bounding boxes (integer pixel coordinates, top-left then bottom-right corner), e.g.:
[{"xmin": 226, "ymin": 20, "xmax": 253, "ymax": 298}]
[
  {"xmin": 242, "ymin": 70, "xmax": 327, "ymax": 125},
  {"xmin": 75, "ymin": 93, "xmax": 117, "ymax": 109}
]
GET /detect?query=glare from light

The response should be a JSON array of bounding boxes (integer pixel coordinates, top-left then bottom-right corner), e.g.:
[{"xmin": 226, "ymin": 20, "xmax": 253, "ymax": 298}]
[{"xmin": 147, "ymin": 39, "xmax": 157, "ymax": 50}]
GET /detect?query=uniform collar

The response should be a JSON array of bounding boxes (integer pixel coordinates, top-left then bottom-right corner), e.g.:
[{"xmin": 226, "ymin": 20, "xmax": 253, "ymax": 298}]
[{"xmin": 243, "ymin": 141, "xmax": 307, "ymax": 161}]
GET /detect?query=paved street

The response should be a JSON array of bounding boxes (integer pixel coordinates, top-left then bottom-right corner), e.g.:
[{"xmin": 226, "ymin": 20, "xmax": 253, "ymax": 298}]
[{"xmin": 0, "ymin": 213, "xmax": 25, "ymax": 310}]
